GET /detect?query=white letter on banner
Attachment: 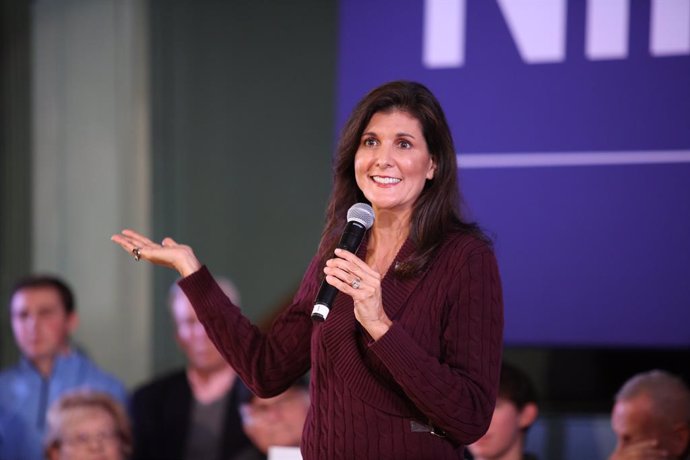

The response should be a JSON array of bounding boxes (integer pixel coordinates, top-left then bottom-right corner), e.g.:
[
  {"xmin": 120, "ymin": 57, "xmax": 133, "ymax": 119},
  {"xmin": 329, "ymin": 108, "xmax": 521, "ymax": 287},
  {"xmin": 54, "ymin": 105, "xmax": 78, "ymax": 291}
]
[
  {"xmin": 650, "ymin": 0, "xmax": 690, "ymax": 56},
  {"xmin": 586, "ymin": 0, "xmax": 629, "ymax": 60},
  {"xmin": 496, "ymin": 0, "xmax": 567, "ymax": 63},
  {"xmin": 423, "ymin": 0, "xmax": 466, "ymax": 68}
]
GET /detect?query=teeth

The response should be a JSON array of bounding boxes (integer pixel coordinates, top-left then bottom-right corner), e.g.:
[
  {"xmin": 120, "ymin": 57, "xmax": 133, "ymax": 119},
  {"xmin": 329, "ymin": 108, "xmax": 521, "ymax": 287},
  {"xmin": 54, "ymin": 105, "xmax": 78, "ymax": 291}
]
[{"xmin": 372, "ymin": 176, "xmax": 401, "ymax": 184}]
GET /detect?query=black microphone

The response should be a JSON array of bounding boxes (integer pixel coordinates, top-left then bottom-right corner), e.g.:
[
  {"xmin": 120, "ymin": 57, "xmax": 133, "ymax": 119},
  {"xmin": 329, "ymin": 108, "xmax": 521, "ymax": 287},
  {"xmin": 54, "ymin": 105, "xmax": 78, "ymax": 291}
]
[{"xmin": 311, "ymin": 203, "xmax": 375, "ymax": 322}]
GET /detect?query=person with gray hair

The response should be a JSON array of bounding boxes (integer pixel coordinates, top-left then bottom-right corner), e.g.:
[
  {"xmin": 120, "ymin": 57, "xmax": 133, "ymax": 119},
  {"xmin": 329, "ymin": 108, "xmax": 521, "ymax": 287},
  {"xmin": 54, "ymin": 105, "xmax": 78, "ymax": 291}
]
[
  {"xmin": 610, "ymin": 369, "xmax": 690, "ymax": 460},
  {"xmin": 130, "ymin": 277, "xmax": 260, "ymax": 460}
]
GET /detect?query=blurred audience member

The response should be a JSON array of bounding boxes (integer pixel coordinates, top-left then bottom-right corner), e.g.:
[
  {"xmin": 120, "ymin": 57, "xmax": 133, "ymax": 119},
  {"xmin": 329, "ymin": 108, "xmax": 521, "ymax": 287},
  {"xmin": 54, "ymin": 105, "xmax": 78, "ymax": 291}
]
[
  {"xmin": 237, "ymin": 379, "xmax": 310, "ymax": 460},
  {"xmin": 0, "ymin": 275, "xmax": 127, "ymax": 460},
  {"xmin": 130, "ymin": 278, "xmax": 259, "ymax": 460},
  {"xmin": 610, "ymin": 369, "xmax": 690, "ymax": 460},
  {"xmin": 468, "ymin": 362, "xmax": 539, "ymax": 460},
  {"xmin": 44, "ymin": 390, "xmax": 132, "ymax": 460}
]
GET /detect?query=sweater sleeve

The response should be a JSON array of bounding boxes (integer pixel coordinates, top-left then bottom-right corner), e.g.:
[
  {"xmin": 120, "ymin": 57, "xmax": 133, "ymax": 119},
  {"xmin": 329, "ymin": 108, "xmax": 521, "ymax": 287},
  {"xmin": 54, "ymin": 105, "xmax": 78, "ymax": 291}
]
[
  {"xmin": 178, "ymin": 258, "xmax": 320, "ymax": 396},
  {"xmin": 369, "ymin": 244, "xmax": 503, "ymax": 445}
]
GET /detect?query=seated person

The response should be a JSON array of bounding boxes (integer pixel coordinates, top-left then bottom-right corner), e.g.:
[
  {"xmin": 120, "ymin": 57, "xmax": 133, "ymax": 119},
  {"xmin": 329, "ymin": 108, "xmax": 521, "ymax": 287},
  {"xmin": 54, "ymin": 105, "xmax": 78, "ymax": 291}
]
[
  {"xmin": 610, "ymin": 369, "xmax": 690, "ymax": 460},
  {"xmin": 467, "ymin": 362, "xmax": 539, "ymax": 460},
  {"xmin": 0, "ymin": 275, "xmax": 127, "ymax": 460},
  {"xmin": 131, "ymin": 278, "xmax": 259, "ymax": 460},
  {"xmin": 44, "ymin": 390, "xmax": 132, "ymax": 460},
  {"xmin": 237, "ymin": 378, "xmax": 310, "ymax": 460}
]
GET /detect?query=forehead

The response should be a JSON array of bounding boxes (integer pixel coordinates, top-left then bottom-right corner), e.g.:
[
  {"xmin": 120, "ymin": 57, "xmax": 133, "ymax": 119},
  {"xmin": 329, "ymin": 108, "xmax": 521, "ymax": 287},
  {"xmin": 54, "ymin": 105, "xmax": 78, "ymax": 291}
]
[
  {"xmin": 612, "ymin": 396, "xmax": 659, "ymax": 436},
  {"xmin": 60, "ymin": 406, "xmax": 116, "ymax": 432},
  {"xmin": 11, "ymin": 286, "xmax": 65, "ymax": 313},
  {"xmin": 171, "ymin": 291, "xmax": 197, "ymax": 321},
  {"xmin": 365, "ymin": 110, "xmax": 423, "ymax": 133}
]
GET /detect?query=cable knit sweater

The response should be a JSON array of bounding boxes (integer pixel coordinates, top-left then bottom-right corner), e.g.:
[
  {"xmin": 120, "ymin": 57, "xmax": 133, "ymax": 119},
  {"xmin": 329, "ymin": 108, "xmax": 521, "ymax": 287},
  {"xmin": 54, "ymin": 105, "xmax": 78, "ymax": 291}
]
[{"xmin": 179, "ymin": 231, "xmax": 503, "ymax": 459}]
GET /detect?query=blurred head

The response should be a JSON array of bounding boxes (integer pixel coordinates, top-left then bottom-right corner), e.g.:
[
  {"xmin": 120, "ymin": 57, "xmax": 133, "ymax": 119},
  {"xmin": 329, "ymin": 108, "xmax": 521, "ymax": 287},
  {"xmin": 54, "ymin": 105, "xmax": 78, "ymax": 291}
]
[
  {"xmin": 169, "ymin": 278, "xmax": 240, "ymax": 374},
  {"xmin": 611, "ymin": 370, "xmax": 690, "ymax": 459},
  {"xmin": 240, "ymin": 381, "xmax": 310, "ymax": 454},
  {"xmin": 319, "ymin": 80, "xmax": 482, "ymax": 275},
  {"xmin": 9, "ymin": 276, "xmax": 78, "ymax": 368},
  {"xmin": 44, "ymin": 391, "xmax": 132, "ymax": 460},
  {"xmin": 468, "ymin": 362, "xmax": 539, "ymax": 460}
]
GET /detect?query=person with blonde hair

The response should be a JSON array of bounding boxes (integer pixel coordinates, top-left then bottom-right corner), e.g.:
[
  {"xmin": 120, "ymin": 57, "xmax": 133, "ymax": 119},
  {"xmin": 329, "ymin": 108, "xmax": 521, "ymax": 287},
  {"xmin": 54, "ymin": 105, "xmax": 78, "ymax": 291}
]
[{"xmin": 44, "ymin": 390, "xmax": 132, "ymax": 460}]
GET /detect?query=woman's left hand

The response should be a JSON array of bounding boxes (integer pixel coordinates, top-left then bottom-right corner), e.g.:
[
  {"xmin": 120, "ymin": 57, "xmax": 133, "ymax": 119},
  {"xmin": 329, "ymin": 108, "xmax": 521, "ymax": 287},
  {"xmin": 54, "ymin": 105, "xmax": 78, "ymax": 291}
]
[{"xmin": 323, "ymin": 248, "xmax": 392, "ymax": 340}]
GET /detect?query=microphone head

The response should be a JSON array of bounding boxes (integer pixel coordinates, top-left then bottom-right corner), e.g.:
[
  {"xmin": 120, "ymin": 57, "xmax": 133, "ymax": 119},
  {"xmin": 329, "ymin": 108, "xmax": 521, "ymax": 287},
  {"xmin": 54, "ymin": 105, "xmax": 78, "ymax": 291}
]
[{"xmin": 347, "ymin": 203, "xmax": 375, "ymax": 229}]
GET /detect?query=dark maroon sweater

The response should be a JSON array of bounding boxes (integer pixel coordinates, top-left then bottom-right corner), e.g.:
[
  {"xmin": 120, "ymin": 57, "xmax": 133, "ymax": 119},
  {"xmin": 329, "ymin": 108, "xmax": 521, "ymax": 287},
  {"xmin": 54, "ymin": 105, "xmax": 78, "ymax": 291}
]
[{"xmin": 179, "ymin": 231, "xmax": 503, "ymax": 459}]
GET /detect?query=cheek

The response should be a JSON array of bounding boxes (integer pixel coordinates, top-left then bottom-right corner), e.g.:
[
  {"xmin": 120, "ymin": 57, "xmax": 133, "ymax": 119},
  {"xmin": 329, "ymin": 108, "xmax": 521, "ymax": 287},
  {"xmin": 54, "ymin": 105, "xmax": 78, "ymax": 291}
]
[
  {"xmin": 487, "ymin": 407, "xmax": 520, "ymax": 439},
  {"xmin": 176, "ymin": 328, "xmax": 194, "ymax": 345},
  {"xmin": 353, "ymin": 154, "xmax": 369, "ymax": 187},
  {"xmin": 37, "ymin": 320, "xmax": 59, "ymax": 341},
  {"xmin": 354, "ymin": 152, "xmax": 366, "ymax": 173}
]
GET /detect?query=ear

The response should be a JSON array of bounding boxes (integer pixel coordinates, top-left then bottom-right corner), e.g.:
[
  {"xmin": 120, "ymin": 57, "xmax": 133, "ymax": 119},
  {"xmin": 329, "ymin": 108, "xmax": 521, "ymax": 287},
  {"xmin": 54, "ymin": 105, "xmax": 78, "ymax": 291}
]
[
  {"xmin": 518, "ymin": 402, "xmax": 539, "ymax": 430},
  {"xmin": 670, "ymin": 423, "xmax": 690, "ymax": 457},
  {"xmin": 426, "ymin": 158, "xmax": 437, "ymax": 180}
]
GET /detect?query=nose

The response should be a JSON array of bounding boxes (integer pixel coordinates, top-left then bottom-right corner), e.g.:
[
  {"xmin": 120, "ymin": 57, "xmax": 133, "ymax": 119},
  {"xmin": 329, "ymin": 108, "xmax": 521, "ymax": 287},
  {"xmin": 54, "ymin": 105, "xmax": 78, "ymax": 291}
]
[
  {"xmin": 86, "ymin": 435, "xmax": 106, "ymax": 452},
  {"xmin": 374, "ymin": 143, "xmax": 394, "ymax": 168},
  {"xmin": 25, "ymin": 315, "xmax": 39, "ymax": 332}
]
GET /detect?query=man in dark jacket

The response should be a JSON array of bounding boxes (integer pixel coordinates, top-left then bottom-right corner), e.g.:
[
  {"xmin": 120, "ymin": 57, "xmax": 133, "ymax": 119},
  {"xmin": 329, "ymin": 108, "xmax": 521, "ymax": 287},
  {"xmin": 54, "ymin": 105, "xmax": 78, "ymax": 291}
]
[{"xmin": 130, "ymin": 278, "xmax": 260, "ymax": 460}]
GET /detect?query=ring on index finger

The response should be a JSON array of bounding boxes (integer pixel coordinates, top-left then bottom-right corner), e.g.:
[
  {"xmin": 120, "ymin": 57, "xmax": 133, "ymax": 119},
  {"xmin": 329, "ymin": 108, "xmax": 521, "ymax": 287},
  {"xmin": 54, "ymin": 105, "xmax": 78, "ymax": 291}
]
[{"xmin": 132, "ymin": 247, "xmax": 142, "ymax": 261}]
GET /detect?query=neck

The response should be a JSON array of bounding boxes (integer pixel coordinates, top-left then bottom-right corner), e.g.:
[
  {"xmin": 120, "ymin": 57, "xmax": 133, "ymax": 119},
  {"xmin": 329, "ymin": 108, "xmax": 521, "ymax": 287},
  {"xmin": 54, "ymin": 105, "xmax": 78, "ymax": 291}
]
[
  {"xmin": 31, "ymin": 345, "xmax": 71, "ymax": 377},
  {"xmin": 187, "ymin": 365, "xmax": 236, "ymax": 404},
  {"xmin": 33, "ymin": 357, "xmax": 55, "ymax": 377},
  {"xmin": 367, "ymin": 212, "xmax": 411, "ymax": 275}
]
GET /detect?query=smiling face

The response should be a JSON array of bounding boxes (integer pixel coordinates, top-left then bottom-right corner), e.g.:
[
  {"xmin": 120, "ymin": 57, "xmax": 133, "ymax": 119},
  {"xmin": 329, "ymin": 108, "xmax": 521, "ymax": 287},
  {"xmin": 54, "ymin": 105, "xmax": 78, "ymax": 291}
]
[{"xmin": 354, "ymin": 110, "xmax": 436, "ymax": 219}]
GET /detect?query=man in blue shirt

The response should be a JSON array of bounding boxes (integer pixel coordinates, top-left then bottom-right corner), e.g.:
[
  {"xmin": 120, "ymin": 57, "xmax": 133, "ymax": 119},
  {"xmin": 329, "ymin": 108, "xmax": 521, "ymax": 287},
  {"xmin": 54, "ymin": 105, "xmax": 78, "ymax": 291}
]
[{"xmin": 0, "ymin": 275, "xmax": 127, "ymax": 460}]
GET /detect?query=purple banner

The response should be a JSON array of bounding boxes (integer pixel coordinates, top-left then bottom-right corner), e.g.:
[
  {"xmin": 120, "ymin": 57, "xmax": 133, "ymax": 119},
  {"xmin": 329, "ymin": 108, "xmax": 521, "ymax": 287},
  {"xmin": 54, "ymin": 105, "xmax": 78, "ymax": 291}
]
[{"xmin": 337, "ymin": 0, "xmax": 690, "ymax": 346}]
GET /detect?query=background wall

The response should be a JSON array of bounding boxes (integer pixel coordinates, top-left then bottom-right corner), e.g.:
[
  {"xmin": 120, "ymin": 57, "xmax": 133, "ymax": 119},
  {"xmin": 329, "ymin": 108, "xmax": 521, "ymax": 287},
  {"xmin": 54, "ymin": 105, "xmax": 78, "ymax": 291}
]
[
  {"xmin": 147, "ymin": 0, "xmax": 336, "ymax": 374},
  {"xmin": 0, "ymin": 0, "xmax": 32, "ymax": 367},
  {"xmin": 30, "ymin": 0, "xmax": 152, "ymax": 386}
]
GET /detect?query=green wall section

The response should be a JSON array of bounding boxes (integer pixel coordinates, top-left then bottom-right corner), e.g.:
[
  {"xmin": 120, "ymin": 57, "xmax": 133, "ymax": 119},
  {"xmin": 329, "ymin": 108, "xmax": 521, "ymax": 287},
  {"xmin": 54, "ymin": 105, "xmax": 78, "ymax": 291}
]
[
  {"xmin": 149, "ymin": 0, "xmax": 337, "ymax": 374},
  {"xmin": 0, "ymin": 0, "xmax": 31, "ymax": 366}
]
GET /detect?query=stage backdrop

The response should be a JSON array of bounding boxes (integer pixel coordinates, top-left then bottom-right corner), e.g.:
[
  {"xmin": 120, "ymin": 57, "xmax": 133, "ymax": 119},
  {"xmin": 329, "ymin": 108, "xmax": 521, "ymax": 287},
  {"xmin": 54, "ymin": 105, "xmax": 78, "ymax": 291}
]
[{"xmin": 337, "ymin": 0, "xmax": 690, "ymax": 347}]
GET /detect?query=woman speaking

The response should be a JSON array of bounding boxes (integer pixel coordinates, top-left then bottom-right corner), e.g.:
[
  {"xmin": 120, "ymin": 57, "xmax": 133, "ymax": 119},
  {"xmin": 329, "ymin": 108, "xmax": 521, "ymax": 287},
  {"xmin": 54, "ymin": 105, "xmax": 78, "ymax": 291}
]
[{"xmin": 112, "ymin": 81, "xmax": 503, "ymax": 459}]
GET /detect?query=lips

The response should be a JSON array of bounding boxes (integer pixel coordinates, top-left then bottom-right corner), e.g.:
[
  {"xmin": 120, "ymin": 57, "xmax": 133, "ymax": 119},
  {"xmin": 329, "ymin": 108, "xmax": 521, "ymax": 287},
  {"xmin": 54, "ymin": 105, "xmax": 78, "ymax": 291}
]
[{"xmin": 370, "ymin": 175, "xmax": 401, "ymax": 185}]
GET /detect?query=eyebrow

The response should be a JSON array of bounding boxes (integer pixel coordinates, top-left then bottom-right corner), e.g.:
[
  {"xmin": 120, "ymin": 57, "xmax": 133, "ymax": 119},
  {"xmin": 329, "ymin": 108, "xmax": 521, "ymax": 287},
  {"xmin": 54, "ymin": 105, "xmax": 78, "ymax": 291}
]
[{"xmin": 361, "ymin": 131, "xmax": 416, "ymax": 139}]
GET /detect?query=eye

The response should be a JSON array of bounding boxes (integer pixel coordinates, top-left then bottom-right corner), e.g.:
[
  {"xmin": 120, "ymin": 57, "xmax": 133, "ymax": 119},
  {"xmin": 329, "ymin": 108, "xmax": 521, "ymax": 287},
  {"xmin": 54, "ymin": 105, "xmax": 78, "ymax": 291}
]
[
  {"xmin": 14, "ymin": 312, "xmax": 29, "ymax": 321},
  {"xmin": 398, "ymin": 139, "xmax": 412, "ymax": 149},
  {"xmin": 362, "ymin": 137, "xmax": 378, "ymax": 147}
]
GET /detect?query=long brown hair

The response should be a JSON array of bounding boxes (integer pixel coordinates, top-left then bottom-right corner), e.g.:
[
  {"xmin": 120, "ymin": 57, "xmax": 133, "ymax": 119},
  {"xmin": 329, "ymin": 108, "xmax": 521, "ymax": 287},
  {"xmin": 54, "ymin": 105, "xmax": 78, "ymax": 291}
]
[{"xmin": 317, "ymin": 81, "xmax": 486, "ymax": 276}]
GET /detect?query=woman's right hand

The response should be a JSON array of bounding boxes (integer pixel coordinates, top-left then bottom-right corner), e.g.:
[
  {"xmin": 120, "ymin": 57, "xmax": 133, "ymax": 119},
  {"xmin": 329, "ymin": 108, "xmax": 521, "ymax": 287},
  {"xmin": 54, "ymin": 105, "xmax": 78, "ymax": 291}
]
[{"xmin": 111, "ymin": 229, "xmax": 202, "ymax": 278}]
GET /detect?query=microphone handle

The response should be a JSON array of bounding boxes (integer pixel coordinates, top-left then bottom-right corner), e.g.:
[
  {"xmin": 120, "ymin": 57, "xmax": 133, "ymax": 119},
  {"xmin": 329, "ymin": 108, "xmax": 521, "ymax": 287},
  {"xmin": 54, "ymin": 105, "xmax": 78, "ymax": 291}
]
[{"xmin": 311, "ymin": 221, "xmax": 367, "ymax": 321}]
